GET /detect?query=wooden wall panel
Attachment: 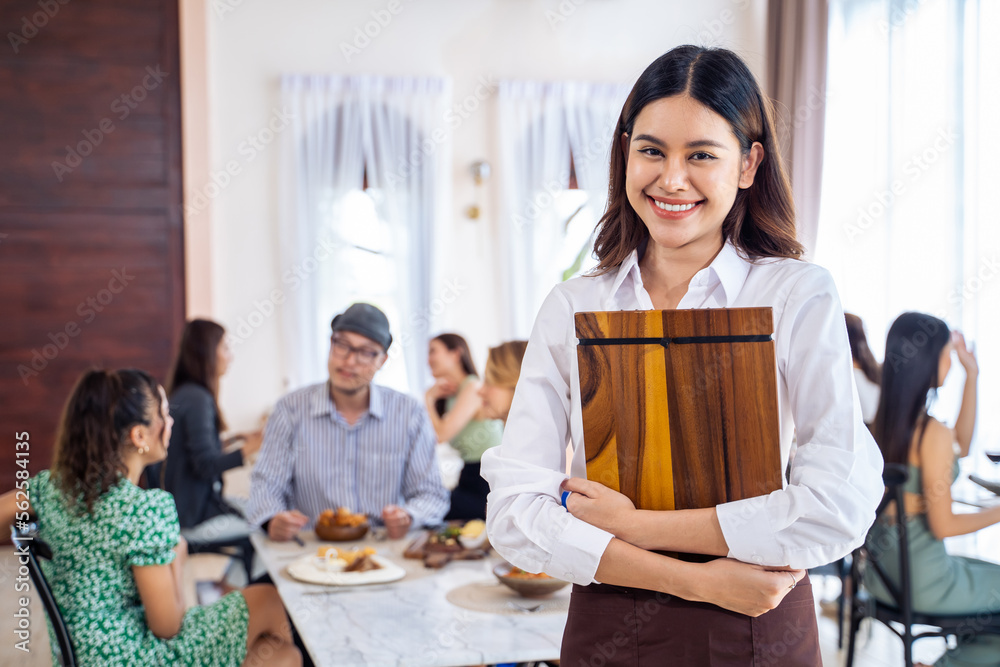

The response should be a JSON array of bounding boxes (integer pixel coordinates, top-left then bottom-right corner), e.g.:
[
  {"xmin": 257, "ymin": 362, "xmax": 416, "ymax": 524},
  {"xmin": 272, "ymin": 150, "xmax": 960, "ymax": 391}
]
[{"xmin": 0, "ymin": 0, "xmax": 184, "ymax": 491}]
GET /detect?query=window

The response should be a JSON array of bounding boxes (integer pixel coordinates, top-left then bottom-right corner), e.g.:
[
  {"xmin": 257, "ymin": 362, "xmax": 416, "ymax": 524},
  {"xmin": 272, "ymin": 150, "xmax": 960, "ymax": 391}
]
[
  {"xmin": 316, "ymin": 187, "xmax": 411, "ymax": 393},
  {"xmin": 817, "ymin": 0, "xmax": 999, "ymax": 463}
]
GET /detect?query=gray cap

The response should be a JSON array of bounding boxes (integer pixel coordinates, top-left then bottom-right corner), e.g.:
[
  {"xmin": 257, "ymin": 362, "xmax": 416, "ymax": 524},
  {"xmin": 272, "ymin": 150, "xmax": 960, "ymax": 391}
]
[{"xmin": 330, "ymin": 303, "xmax": 392, "ymax": 351}]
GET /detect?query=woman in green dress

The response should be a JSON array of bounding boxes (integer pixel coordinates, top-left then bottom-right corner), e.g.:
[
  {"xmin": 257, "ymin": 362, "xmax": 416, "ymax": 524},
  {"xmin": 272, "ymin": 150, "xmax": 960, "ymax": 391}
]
[
  {"xmin": 867, "ymin": 312, "xmax": 1000, "ymax": 667},
  {"xmin": 1, "ymin": 368, "xmax": 300, "ymax": 666},
  {"xmin": 424, "ymin": 333, "xmax": 503, "ymax": 520}
]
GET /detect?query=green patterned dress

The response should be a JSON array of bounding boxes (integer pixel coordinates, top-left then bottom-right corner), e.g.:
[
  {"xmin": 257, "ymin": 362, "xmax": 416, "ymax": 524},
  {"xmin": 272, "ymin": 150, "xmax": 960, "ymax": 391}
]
[{"xmin": 29, "ymin": 470, "xmax": 249, "ymax": 666}]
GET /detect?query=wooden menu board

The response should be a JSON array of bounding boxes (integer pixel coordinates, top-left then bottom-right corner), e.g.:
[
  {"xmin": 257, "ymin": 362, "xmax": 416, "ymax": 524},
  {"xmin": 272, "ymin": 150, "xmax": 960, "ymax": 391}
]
[{"xmin": 575, "ymin": 307, "xmax": 782, "ymax": 513}]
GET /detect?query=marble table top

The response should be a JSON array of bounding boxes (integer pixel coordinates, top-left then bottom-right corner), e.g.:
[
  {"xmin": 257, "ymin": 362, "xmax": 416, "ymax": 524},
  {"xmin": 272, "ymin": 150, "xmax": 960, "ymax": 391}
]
[{"xmin": 250, "ymin": 530, "xmax": 568, "ymax": 667}]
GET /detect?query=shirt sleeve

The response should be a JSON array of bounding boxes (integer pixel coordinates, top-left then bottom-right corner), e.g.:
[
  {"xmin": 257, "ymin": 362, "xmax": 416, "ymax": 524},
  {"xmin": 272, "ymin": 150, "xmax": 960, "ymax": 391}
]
[
  {"xmin": 399, "ymin": 404, "xmax": 450, "ymax": 527},
  {"xmin": 481, "ymin": 287, "xmax": 614, "ymax": 585},
  {"xmin": 716, "ymin": 266, "xmax": 884, "ymax": 569},
  {"xmin": 126, "ymin": 490, "xmax": 180, "ymax": 567},
  {"xmin": 246, "ymin": 397, "xmax": 296, "ymax": 528},
  {"xmin": 176, "ymin": 389, "xmax": 243, "ymax": 481}
]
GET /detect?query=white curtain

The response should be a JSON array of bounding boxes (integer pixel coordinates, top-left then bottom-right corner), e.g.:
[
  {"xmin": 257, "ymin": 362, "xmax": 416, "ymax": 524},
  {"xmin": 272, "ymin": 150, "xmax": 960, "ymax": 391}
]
[
  {"xmin": 279, "ymin": 75, "xmax": 450, "ymax": 393},
  {"xmin": 498, "ymin": 80, "xmax": 629, "ymax": 338},
  {"xmin": 816, "ymin": 0, "xmax": 1000, "ymax": 464},
  {"xmin": 767, "ymin": 0, "xmax": 830, "ymax": 258}
]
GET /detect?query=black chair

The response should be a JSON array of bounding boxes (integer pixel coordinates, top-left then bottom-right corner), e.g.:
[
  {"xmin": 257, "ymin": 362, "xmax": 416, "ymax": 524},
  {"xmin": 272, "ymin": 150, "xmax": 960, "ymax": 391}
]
[
  {"xmin": 845, "ymin": 463, "xmax": 1000, "ymax": 666},
  {"xmin": 10, "ymin": 523, "xmax": 77, "ymax": 667}
]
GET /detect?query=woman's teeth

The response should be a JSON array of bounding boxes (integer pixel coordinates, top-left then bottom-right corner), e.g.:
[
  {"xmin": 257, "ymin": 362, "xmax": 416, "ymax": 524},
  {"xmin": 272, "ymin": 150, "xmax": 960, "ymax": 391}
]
[{"xmin": 653, "ymin": 200, "xmax": 697, "ymax": 212}]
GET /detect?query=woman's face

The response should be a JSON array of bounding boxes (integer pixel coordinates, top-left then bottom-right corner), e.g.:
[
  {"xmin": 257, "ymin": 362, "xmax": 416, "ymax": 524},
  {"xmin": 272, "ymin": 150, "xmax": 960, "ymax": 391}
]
[
  {"xmin": 479, "ymin": 381, "xmax": 515, "ymax": 422},
  {"xmin": 623, "ymin": 94, "xmax": 763, "ymax": 256},
  {"xmin": 937, "ymin": 341, "xmax": 953, "ymax": 388},
  {"xmin": 427, "ymin": 339, "xmax": 461, "ymax": 377},
  {"xmin": 216, "ymin": 337, "xmax": 233, "ymax": 377},
  {"xmin": 138, "ymin": 386, "xmax": 173, "ymax": 463}
]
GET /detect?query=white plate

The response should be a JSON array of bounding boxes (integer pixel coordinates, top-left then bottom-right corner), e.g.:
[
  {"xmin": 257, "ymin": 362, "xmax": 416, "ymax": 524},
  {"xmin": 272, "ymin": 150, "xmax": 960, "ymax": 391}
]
[{"xmin": 286, "ymin": 553, "xmax": 406, "ymax": 586}]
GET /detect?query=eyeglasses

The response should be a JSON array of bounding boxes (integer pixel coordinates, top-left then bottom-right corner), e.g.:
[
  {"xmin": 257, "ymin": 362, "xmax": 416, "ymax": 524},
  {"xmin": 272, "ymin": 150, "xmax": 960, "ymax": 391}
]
[{"xmin": 331, "ymin": 338, "xmax": 382, "ymax": 364}]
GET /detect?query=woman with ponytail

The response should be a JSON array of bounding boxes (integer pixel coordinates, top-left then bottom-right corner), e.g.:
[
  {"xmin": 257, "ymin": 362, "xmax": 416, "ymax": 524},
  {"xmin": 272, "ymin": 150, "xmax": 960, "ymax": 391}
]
[
  {"xmin": 0, "ymin": 369, "xmax": 300, "ymax": 666},
  {"xmin": 867, "ymin": 313, "xmax": 1000, "ymax": 667}
]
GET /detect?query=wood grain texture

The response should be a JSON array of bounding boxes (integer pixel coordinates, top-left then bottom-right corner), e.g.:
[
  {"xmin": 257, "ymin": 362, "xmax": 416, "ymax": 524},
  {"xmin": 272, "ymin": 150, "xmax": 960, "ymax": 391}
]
[
  {"xmin": 0, "ymin": 0, "xmax": 184, "ymax": 492},
  {"xmin": 575, "ymin": 308, "xmax": 781, "ymax": 515}
]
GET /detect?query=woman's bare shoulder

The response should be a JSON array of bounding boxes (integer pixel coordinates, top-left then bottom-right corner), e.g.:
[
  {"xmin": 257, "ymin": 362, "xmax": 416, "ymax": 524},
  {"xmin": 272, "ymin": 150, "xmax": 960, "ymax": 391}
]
[{"xmin": 917, "ymin": 418, "xmax": 954, "ymax": 458}]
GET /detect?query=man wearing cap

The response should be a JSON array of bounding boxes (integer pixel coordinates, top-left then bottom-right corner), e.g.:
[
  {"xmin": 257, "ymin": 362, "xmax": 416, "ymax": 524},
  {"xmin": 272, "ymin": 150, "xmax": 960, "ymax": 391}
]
[{"xmin": 247, "ymin": 303, "xmax": 449, "ymax": 541}]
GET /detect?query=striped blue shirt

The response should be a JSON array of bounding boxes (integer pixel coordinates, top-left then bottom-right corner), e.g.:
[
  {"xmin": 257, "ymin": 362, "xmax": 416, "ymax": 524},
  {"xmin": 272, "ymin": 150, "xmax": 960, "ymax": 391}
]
[{"xmin": 247, "ymin": 381, "xmax": 448, "ymax": 529}]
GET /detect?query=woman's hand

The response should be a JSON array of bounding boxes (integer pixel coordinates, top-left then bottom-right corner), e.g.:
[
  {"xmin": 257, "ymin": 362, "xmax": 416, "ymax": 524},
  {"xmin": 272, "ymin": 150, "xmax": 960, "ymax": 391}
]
[
  {"xmin": 562, "ymin": 477, "xmax": 638, "ymax": 540},
  {"xmin": 952, "ymin": 331, "xmax": 978, "ymax": 379},
  {"xmin": 686, "ymin": 559, "xmax": 805, "ymax": 617},
  {"xmin": 240, "ymin": 429, "xmax": 263, "ymax": 458},
  {"xmin": 425, "ymin": 378, "xmax": 457, "ymax": 404}
]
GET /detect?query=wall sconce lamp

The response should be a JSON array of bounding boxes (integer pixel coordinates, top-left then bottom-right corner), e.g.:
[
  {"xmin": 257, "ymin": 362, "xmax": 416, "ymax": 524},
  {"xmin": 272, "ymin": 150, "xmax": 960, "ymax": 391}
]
[{"xmin": 466, "ymin": 160, "xmax": 491, "ymax": 219}]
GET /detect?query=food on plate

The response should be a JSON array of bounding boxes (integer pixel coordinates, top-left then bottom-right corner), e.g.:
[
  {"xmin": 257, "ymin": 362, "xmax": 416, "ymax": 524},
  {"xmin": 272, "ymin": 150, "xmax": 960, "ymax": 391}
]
[
  {"xmin": 459, "ymin": 519, "xmax": 485, "ymax": 538},
  {"xmin": 426, "ymin": 525, "xmax": 464, "ymax": 551},
  {"xmin": 315, "ymin": 546, "xmax": 380, "ymax": 572},
  {"xmin": 316, "ymin": 545, "xmax": 376, "ymax": 562},
  {"xmin": 507, "ymin": 566, "xmax": 553, "ymax": 580},
  {"xmin": 318, "ymin": 506, "xmax": 368, "ymax": 528}
]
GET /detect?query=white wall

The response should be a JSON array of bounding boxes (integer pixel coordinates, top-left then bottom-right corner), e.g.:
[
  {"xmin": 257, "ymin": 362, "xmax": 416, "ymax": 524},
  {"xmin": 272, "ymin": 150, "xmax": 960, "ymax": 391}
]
[{"xmin": 189, "ymin": 0, "xmax": 767, "ymax": 429}]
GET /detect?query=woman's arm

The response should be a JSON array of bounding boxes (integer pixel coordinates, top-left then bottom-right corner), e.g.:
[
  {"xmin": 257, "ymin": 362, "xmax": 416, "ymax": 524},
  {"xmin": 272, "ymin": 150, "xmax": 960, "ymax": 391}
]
[
  {"xmin": 564, "ymin": 268, "xmax": 884, "ymax": 568},
  {"xmin": 132, "ymin": 536, "xmax": 187, "ymax": 639},
  {"xmin": 951, "ymin": 332, "xmax": 978, "ymax": 458},
  {"xmin": 921, "ymin": 420, "xmax": 1000, "ymax": 539},
  {"xmin": 714, "ymin": 267, "xmax": 884, "ymax": 569},
  {"xmin": 594, "ymin": 538, "xmax": 803, "ymax": 617},
  {"xmin": 562, "ymin": 477, "xmax": 729, "ymax": 555},
  {"xmin": 424, "ymin": 379, "xmax": 482, "ymax": 443}
]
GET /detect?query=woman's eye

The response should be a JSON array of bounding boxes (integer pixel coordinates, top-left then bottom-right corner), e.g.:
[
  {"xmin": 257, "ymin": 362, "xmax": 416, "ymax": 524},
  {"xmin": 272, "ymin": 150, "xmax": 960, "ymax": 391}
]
[
  {"xmin": 638, "ymin": 147, "xmax": 663, "ymax": 157},
  {"xmin": 690, "ymin": 151, "xmax": 717, "ymax": 161}
]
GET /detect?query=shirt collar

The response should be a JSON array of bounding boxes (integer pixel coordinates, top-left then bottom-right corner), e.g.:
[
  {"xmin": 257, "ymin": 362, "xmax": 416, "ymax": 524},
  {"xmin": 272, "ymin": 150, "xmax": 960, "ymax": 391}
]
[
  {"xmin": 608, "ymin": 239, "xmax": 751, "ymax": 308},
  {"xmin": 310, "ymin": 382, "xmax": 385, "ymax": 420}
]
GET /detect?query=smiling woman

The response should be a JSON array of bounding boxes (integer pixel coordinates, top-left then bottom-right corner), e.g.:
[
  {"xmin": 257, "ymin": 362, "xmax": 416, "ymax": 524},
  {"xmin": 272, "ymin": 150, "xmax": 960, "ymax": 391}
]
[{"xmin": 482, "ymin": 44, "xmax": 883, "ymax": 666}]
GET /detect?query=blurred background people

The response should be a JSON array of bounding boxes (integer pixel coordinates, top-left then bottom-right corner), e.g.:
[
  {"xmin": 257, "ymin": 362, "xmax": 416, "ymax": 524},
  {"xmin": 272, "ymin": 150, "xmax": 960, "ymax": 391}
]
[
  {"xmin": 1, "ymin": 369, "xmax": 298, "ymax": 666},
  {"xmin": 424, "ymin": 333, "xmax": 502, "ymax": 520},
  {"xmin": 846, "ymin": 312, "xmax": 882, "ymax": 426},
  {"xmin": 248, "ymin": 303, "xmax": 448, "ymax": 541},
  {"xmin": 867, "ymin": 312, "xmax": 998, "ymax": 667},
  {"xmin": 152, "ymin": 319, "xmax": 262, "ymax": 589},
  {"xmin": 479, "ymin": 340, "xmax": 529, "ymax": 424}
]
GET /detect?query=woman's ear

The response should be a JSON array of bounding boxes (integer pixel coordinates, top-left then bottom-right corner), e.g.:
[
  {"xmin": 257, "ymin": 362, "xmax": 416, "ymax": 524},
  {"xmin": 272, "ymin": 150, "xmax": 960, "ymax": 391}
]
[
  {"xmin": 620, "ymin": 132, "xmax": 630, "ymax": 162},
  {"xmin": 129, "ymin": 424, "xmax": 147, "ymax": 452},
  {"xmin": 738, "ymin": 142, "xmax": 765, "ymax": 189}
]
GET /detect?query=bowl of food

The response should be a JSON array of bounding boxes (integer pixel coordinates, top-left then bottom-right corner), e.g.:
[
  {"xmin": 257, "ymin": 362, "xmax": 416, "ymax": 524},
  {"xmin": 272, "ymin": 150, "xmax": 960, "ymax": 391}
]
[
  {"xmin": 315, "ymin": 507, "xmax": 369, "ymax": 542},
  {"xmin": 457, "ymin": 519, "xmax": 488, "ymax": 550},
  {"xmin": 493, "ymin": 562, "xmax": 569, "ymax": 598}
]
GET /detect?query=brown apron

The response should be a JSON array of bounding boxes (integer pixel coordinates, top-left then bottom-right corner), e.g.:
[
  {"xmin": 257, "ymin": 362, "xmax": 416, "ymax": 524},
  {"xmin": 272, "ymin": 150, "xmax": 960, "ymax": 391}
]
[{"xmin": 560, "ymin": 573, "xmax": 821, "ymax": 666}]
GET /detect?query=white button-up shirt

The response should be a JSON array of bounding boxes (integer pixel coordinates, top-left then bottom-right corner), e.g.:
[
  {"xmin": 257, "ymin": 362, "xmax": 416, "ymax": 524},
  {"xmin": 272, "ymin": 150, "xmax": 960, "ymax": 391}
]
[{"xmin": 481, "ymin": 241, "xmax": 884, "ymax": 584}]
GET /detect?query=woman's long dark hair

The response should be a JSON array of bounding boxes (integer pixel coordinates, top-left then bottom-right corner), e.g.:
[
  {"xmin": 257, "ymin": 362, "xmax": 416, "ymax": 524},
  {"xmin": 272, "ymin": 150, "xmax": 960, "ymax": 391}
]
[
  {"xmin": 845, "ymin": 313, "xmax": 881, "ymax": 385},
  {"xmin": 872, "ymin": 312, "xmax": 950, "ymax": 466},
  {"xmin": 431, "ymin": 333, "xmax": 478, "ymax": 417},
  {"xmin": 592, "ymin": 45, "xmax": 803, "ymax": 274},
  {"xmin": 52, "ymin": 368, "xmax": 163, "ymax": 513},
  {"xmin": 167, "ymin": 319, "xmax": 227, "ymax": 432}
]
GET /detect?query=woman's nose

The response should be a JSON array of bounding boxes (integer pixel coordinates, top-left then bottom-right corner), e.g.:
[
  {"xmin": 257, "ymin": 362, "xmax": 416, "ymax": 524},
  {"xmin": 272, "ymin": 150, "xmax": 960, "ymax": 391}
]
[{"xmin": 658, "ymin": 157, "xmax": 689, "ymax": 192}]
